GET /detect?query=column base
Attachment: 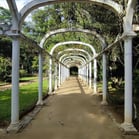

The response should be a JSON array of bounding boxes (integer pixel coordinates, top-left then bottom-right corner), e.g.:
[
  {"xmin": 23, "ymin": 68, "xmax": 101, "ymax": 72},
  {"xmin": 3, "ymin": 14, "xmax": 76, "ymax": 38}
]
[
  {"xmin": 101, "ymin": 100, "xmax": 108, "ymax": 105},
  {"xmin": 48, "ymin": 92, "xmax": 52, "ymax": 95},
  {"xmin": 120, "ymin": 122, "xmax": 138, "ymax": 134},
  {"xmin": 54, "ymin": 87, "xmax": 58, "ymax": 91},
  {"xmin": 48, "ymin": 92, "xmax": 55, "ymax": 95},
  {"xmin": 7, "ymin": 122, "xmax": 21, "ymax": 133},
  {"xmin": 36, "ymin": 100, "xmax": 44, "ymax": 106}
]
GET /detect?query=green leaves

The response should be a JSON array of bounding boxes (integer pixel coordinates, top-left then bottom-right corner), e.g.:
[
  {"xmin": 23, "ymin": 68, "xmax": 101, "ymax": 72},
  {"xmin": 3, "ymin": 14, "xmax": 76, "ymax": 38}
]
[{"xmin": 0, "ymin": 7, "xmax": 11, "ymax": 25}]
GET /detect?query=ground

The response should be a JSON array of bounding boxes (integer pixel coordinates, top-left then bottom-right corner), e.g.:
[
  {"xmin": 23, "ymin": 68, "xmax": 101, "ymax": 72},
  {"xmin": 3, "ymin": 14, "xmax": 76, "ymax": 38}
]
[{"xmin": 0, "ymin": 77, "xmax": 139, "ymax": 139}]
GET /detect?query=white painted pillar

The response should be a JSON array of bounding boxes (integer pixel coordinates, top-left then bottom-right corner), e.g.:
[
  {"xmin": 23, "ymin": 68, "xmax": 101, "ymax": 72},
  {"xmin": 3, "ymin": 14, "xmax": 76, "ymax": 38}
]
[
  {"xmin": 54, "ymin": 63, "xmax": 58, "ymax": 90},
  {"xmin": 81, "ymin": 67, "xmax": 84, "ymax": 81},
  {"xmin": 121, "ymin": 36, "xmax": 137, "ymax": 132},
  {"xmin": 63, "ymin": 67, "xmax": 66, "ymax": 81},
  {"xmin": 60, "ymin": 65, "xmax": 63, "ymax": 83},
  {"xmin": 93, "ymin": 59, "xmax": 97, "ymax": 94},
  {"xmin": 37, "ymin": 51, "xmax": 43, "ymax": 105},
  {"xmin": 7, "ymin": 37, "xmax": 20, "ymax": 131},
  {"xmin": 49, "ymin": 58, "xmax": 52, "ymax": 93},
  {"xmin": 89, "ymin": 62, "xmax": 92, "ymax": 88},
  {"xmin": 63, "ymin": 66, "xmax": 65, "ymax": 82},
  {"xmin": 78, "ymin": 68, "xmax": 80, "ymax": 78},
  {"xmin": 120, "ymin": 0, "xmax": 137, "ymax": 132},
  {"xmin": 83, "ymin": 67, "xmax": 85, "ymax": 82},
  {"xmin": 101, "ymin": 53, "xmax": 108, "ymax": 105},
  {"xmin": 86, "ymin": 64, "xmax": 89, "ymax": 84},
  {"xmin": 58, "ymin": 63, "xmax": 61, "ymax": 87},
  {"xmin": 124, "ymin": 37, "xmax": 132, "ymax": 123}
]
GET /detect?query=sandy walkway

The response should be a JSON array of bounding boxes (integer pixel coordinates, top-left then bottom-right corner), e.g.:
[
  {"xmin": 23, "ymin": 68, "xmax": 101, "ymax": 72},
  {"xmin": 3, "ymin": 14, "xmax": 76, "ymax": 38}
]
[{"xmin": 1, "ymin": 77, "xmax": 138, "ymax": 139}]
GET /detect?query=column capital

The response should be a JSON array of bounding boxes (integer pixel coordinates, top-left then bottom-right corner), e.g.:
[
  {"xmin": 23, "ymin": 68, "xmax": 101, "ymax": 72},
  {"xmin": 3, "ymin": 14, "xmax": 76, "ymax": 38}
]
[
  {"xmin": 122, "ymin": 31, "xmax": 137, "ymax": 39},
  {"xmin": 6, "ymin": 30, "xmax": 21, "ymax": 38}
]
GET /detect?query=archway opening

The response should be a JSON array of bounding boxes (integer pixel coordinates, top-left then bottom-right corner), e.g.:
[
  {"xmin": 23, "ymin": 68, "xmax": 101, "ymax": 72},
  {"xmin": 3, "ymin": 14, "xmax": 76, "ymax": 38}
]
[{"xmin": 70, "ymin": 66, "xmax": 78, "ymax": 76}]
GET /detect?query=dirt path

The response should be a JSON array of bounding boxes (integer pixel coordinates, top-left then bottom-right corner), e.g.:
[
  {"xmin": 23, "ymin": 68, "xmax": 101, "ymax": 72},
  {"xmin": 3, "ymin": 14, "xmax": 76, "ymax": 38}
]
[{"xmin": 1, "ymin": 77, "xmax": 138, "ymax": 139}]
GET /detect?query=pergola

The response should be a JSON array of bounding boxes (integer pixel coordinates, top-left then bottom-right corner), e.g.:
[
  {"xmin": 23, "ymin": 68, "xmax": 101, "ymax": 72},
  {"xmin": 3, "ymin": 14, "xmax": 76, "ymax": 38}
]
[{"xmin": 0, "ymin": 0, "xmax": 137, "ymax": 133}]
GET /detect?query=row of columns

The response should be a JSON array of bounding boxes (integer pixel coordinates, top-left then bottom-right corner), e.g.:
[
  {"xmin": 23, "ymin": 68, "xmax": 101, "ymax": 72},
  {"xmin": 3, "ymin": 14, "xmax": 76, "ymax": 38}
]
[
  {"xmin": 7, "ymin": 4, "xmax": 138, "ymax": 133},
  {"xmin": 7, "ymin": 35, "xmax": 137, "ymax": 133},
  {"xmin": 79, "ymin": 60, "xmax": 97, "ymax": 94},
  {"xmin": 48, "ymin": 58, "xmax": 70, "ymax": 94}
]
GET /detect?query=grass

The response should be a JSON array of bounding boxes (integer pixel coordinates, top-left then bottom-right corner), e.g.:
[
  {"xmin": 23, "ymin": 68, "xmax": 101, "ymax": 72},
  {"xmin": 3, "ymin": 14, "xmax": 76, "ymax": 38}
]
[
  {"xmin": 19, "ymin": 76, "xmax": 38, "ymax": 82},
  {"xmin": 0, "ymin": 77, "xmax": 48, "ymax": 123}
]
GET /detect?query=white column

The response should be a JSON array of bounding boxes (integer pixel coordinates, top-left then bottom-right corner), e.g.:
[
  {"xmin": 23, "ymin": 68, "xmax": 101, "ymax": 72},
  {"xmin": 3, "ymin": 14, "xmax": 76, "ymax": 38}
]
[
  {"xmin": 93, "ymin": 59, "xmax": 97, "ymax": 94},
  {"xmin": 54, "ymin": 63, "xmax": 58, "ymax": 90},
  {"xmin": 120, "ymin": 0, "xmax": 137, "ymax": 132},
  {"xmin": 58, "ymin": 63, "xmax": 61, "ymax": 87},
  {"xmin": 60, "ymin": 65, "xmax": 63, "ymax": 83},
  {"xmin": 121, "ymin": 36, "xmax": 137, "ymax": 132},
  {"xmin": 49, "ymin": 58, "xmax": 52, "ymax": 93},
  {"xmin": 37, "ymin": 51, "xmax": 43, "ymax": 105},
  {"xmin": 86, "ymin": 64, "xmax": 89, "ymax": 85},
  {"xmin": 101, "ymin": 53, "xmax": 108, "ymax": 105},
  {"xmin": 89, "ymin": 62, "xmax": 92, "ymax": 88},
  {"xmin": 7, "ymin": 37, "xmax": 20, "ymax": 132}
]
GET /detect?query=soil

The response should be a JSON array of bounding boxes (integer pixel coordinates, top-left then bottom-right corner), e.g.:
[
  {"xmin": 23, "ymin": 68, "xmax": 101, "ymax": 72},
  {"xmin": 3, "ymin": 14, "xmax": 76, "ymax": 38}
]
[{"xmin": 0, "ymin": 77, "xmax": 139, "ymax": 139}]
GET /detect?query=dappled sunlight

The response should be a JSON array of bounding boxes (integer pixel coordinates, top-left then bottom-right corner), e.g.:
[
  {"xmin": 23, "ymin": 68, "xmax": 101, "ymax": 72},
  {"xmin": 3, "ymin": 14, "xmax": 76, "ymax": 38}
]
[{"xmin": 56, "ymin": 77, "xmax": 93, "ymax": 96}]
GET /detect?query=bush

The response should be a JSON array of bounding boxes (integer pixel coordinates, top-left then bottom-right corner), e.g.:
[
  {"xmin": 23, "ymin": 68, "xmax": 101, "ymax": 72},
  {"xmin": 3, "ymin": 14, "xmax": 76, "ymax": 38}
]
[
  {"xmin": 133, "ymin": 69, "xmax": 139, "ymax": 96},
  {"xmin": 0, "ymin": 56, "xmax": 11, "ymax": 82},
  {"xmin": 20, "ymin": 69, "xmax": 27, "ymax": 77}
]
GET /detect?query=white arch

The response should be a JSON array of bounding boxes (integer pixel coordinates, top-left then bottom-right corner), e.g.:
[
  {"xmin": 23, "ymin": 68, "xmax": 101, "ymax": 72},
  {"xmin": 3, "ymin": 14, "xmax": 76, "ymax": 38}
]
[
  {"xmin": 57, "ymin": 48, "xmax": 92, "ymax": 60},
  {"xmin": 57, "ymin": 53, "xmax": 87, "ymax": 85},
  {"xmin": 58, "ymin": 48, "xmax": 92, "ymax": 88},
  {"xmin": 49, "ymin": 41, "xmax": 96, "ymax": 92},
  {"xmin": 40, "ymin": 28, "xmax": 106, "ymax": 48},
  {"xmin": 50, "ymin": 41, "xmax": 96, "ymax": 55},
  {"xmin": 61, "ymin": 54, "xmax": 87, "ymax": 66},
  {"xmin": 19, "ymin": 0, "xmax": 123, "ymax": 26},
  {"xmin": 63, "ymin": 56, "xmax": 86, "ymax": 67}
]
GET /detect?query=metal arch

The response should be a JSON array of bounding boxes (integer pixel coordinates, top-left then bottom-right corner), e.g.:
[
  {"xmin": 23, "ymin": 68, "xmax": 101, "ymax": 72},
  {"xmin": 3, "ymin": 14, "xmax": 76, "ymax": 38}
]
[
  {"xmin": 19, "ymin": 0, "xmax": 123, "ymax": 26},
  {"xmin": 63, "ymin": 57, "xmax": 85, "ymax": 65},
  {"xmin": 61, "ymin": 54, "xmax": 88, "ymax": 66},
  {"xmin": 59, "ymin": 52, "xmax": 88, "ymax": 64},
  {"xmin": 59, "ymin": 54, "xmax": 87, "ymax": 68},
  {"xmin": 6, "ymin": 0, "xmax": 20, "ymax": 22},
  {"xmin": 62, "ymin": 56, "xmax": 86, "ymax": 67},
  {"xmin": 40, "ymin": 28, "xmax": 106, "ymax": 48},
  {"xmin": 57, "ymin": 48, "xmax": 91, "ymax": 61},
  {"xmin": 50, "ymin": 41, "xmax": 96, "ymax": 56},
  {"xmin": 60, "ymin": 53, "xmax": 89, "ymax": 62},
  {"xmin": 123, "ymin": 0, "xmax": 137, "ymax": 33}
]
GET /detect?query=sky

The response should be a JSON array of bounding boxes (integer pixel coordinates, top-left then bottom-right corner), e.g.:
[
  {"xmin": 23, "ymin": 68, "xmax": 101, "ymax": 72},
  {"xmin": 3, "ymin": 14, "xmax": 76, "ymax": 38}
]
[
  {"xmin": 0, "ymin": 0, "xmax": 32, "ymax": 21},
  {"xmin": 0, "ymin": 0, "xmax": 30, "ymax": 11}
]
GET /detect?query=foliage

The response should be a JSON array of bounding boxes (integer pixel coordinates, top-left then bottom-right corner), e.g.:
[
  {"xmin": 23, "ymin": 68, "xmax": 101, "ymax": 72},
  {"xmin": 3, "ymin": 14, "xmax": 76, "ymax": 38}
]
[
  {"xmin": 0, "ymin": 56, "xmax": 11, "ymax": 82},
  {"xmin": 133, "ymin": 69, "xmax": 139, "ymax": 96},
  {"xmin": 0, "ymin": 7, "xmax": 11, "ymax": 26},
  {"xmin": 23, "ymin": 3, "xmax": 120, "ymax": 44}
]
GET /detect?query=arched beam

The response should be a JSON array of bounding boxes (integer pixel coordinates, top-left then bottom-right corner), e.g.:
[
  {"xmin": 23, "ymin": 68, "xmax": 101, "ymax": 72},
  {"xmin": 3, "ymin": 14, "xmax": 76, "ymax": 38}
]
[
  {"xmin": 61, "ymin": 53, "xmax": 89, "ymax": 62},
  {"xmin": 61, "ymin": 54, "xmax": 88, "ymax": 67},
  {"xmin": 49, "ymin": 41, "xmax": 97, "ymax": 92},
  {"xmin": 50, "ymin": 41, "xmax": 96, "ymax": 55},
  {"xmin": 123, "ymin": 0, "xmax": 137, "ymax": 33},
  {"xmin": 40, "ymin": 28, "xmax": 106, "ymax": 48},
  {"xmin": 121, "ymin": 0, "xmax": 138, "ymax": 133},
  {"xmin": 57, "ymin": 48, "xmax": 92, "ymax": 59},
  {"xmin": 59, "ymin": 51, "xmax": 93, "ymax": 89},
  {"xmin": 63, "ymin": 57, "xmax": 85, "ymax": 67},
  {"xmin": 19, "ymin": 0, "xmax": 123, "ymax": 26}
]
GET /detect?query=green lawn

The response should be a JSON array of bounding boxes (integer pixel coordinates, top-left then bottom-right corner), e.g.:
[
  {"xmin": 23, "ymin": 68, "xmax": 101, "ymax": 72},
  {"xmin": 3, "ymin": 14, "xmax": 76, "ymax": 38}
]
[
  {"xmin": 19, "ymin": 76, "xmax": 38, "ymax": 82},
  {"xmin": 0, "ymin": 78, "xmax": 48, "ymax": 122}
]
